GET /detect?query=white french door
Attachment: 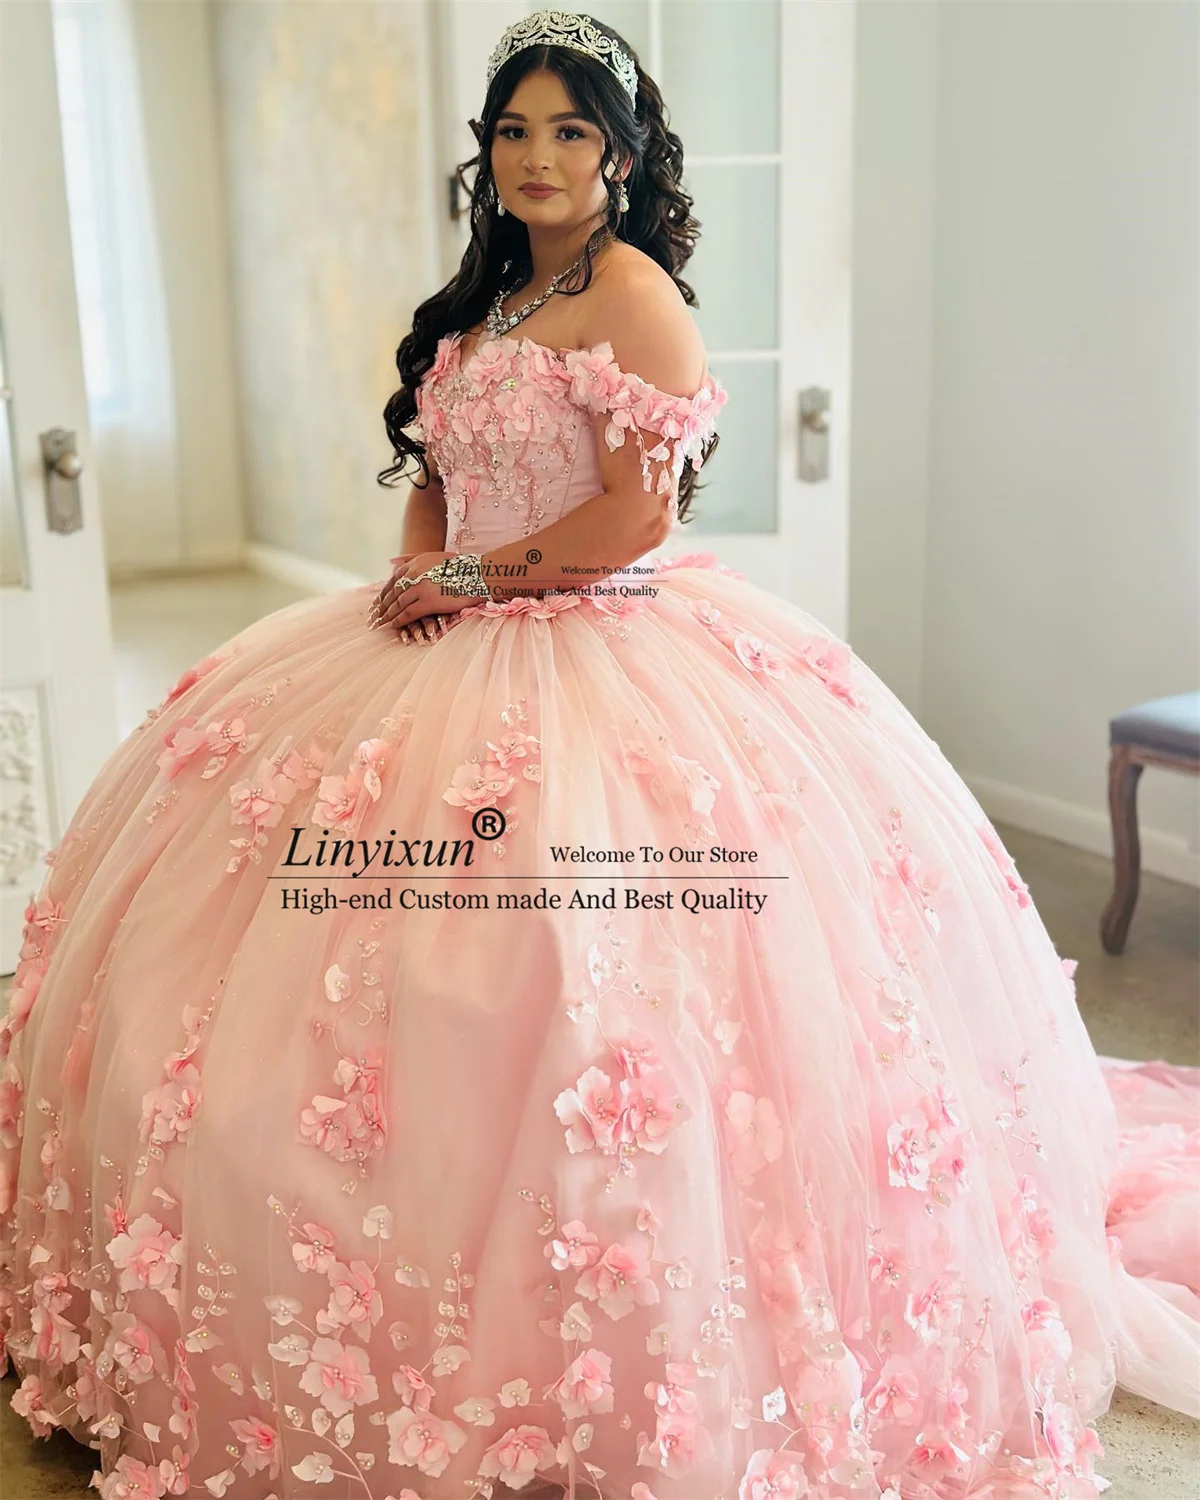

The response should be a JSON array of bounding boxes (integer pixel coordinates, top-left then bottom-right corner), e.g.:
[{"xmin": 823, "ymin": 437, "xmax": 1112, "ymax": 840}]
[
  {"xmin": 434, "ymin": 0, "xmax": 856, "ymax": 628},
  {"xmin": 0, "ymin": 0, "xmax": 118, "ymax": 974}
]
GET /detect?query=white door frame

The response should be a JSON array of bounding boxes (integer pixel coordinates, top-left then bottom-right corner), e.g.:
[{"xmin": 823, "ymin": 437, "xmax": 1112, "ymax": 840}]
[{"xmin": 0, "ymin": 0, "xmax": 118, "ymax": 974}]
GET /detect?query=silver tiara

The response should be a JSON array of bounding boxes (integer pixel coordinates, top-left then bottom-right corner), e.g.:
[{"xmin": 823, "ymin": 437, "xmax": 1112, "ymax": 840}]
[{"xmin": 485, "ymin": 10, "xmax": 638, "ymax": 107}]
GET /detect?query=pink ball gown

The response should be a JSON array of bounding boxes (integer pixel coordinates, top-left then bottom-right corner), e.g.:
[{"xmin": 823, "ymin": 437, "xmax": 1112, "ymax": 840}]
[{"xmin": 1, "ymin": 329, "xmax": 1196, "ymax": 1500}]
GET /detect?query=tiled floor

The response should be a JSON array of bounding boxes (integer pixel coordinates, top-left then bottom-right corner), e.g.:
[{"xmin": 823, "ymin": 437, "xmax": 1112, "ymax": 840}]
[{"xmin": 1, "ymin": 571, "xmax": 1197, "ymax": 1496}]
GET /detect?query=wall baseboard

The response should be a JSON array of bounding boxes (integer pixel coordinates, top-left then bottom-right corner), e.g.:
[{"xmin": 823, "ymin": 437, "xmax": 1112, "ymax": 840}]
[
  {"xmin": 245, "ymin": 541, "xmax": 371, "ymax": 595},
  {"xmin": 966, "ymin": 771, "xmax": 1200, "ymax": 889}
]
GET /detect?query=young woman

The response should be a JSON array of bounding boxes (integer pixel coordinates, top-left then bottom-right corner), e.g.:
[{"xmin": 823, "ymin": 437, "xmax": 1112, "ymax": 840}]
[{"xmin": 2, "ymin": 12, "xmax": 1196, "ymax": 1499}]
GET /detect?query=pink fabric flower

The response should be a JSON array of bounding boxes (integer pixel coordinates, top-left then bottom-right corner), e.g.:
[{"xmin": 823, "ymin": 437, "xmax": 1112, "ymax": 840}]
[
  {"xmin": 904, "ymin": 1273, "xmax": 965, "ymax": 1343},
  {"xmin": 157, "ymin": 716, "xmax": 251, "ymax": 781},
  {"xmin": 11, "ymin": 1372, "xmax": 58, "ymax": 1436},
  {"xmin": 886, "ymin": 1110, "xmax": 933, "ymax": 1191},
  {"xmin": 107, "ymin": 1312, "xmax": 158, "ymax": 1383},
  {"xmin": 723, "ymin": 1086, "xmax": 785, "ymax": 1183},
  {"xmin": 320, "ymin": 1258, "xmax": 383, "ymax": 1333},
  {"xmin": 443, "ymin": 758, "xmax": 516, "ymax": 810},
  {"xmin": 140, "ymin": 1064, "xmax": 202, "ymax": 1146},
  {"xmin": 671, "ymin": 754, "xmax": 722, "ymax": 819},
  {"xmin": 865, "ymin": 1358, "xmax": 923, "ymax": 1424},
  {"xmin": 297, "ymin": 1336, "xmax": 379, "ymax": 1416},
  {"xmin": 549, "ymin": 1346, "xmax": 614, "ymax": 1417},
  {"xmin": 0, "ymin": 1076, "xmax": 22, "ymax": 1150},
  {"xmin": 733, "ymin": 631, "xmax": 784, "ymax": 677},
  {"xmin": 622, "ymin": 1073, "xmax": 683, "ymax": 1154},
  {"xmin": 563, "ymin": 343, "xmax": 625, "ymax": 412},
  {"xmin": 477, "ymin": 1423, "xmax": 557, "ymax": 1489},
  {"xmin": 575, "ymin": 1238, "xmax": 661, "ymax": 1319},
  {"xmin": 161, "ymin": 652, "xmax": 223, "ymax": 708},
  {"xmin": 645, "ymin": 1361, "xmax": 701, "ymax": 1417},
  {"xmin": 545, "ymin": 1219, "xmax": 601, "ymax": 1272},
  {"xmin": 738, "ymin": 1449, "xmax": 811, "ymax": 1500},
  {"xmin": 1023, "ymin": 1297, "xmax": 1073, "ymax": 1362},
  {"xmin": 554, "ymin": 1066, "xmax": 623, "ymax": 1154},
  {"xmin": 228, "ymin": 759, "xmax": 296, "ymax": 830},
  {"xmin": 392, "ymin": 1363, "xmax": 436, "ymax": 1409},
  {"xmin": 637, "ymin": 1408, "xmax": 712, "ymax": 1478},
  {"xmin": 105, "ymin": 1213, "xmax": 184, "ymax": 1294},
  {"xmin": 386, "ymin": 1406, "xmax": 469, "ymax": 1477},
  {"xmin": 89, "ymin": 1455, "xmax": 166, "ymax": 1499},
  {"xmin": 229, "ymin": 1418, "xmax": 281, "ymax": 1478},
  {"xmin": 291, "ymin": 1220, "xmax": 337, "ymax": 1275}
]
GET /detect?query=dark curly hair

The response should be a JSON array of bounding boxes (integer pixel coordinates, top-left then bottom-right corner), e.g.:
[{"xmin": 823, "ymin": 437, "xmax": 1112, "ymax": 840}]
[{"xmin": 377, "ymin": 14, "xmax": 719, "ymax": 525}]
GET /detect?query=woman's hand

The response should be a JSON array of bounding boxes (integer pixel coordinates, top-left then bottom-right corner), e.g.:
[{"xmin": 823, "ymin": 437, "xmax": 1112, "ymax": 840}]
[{"xmin": 368, "ymin": 551, "xmax": 473, "ymax": 645}]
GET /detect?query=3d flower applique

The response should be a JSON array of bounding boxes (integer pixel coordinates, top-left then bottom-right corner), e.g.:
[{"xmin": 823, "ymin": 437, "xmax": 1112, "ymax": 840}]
[
  {"xmin": 298, "ymin": 1055, "xmax": 387, "ymax": 1167},
  {"xmin": 297, "ymin": 1334, "xmax": 381, "ymax": 1417},
  {"xmin": 733, "ymin": 631, "xmax": 785, "ymax": 678},
  {"xmin": 443, "ymin": 704, "xmax": 541, "ymax": 858},
  {"xmin": 588, "ymin": 589, "xmax": 655, "ymax": 636},
  {"xmin": 386, "ymin": 1404, "xmax": 469, "ymax": 1478},
  {"xmin": 562, "ymin": 342, "xmax": 626, "ymax": 412},
  {"xmin": 1022, "ymin": 1297, "xmax": 1074, "ymax": 1364},
  {"xmin": 477, "ymin": 1423, "xmax": 558, "ymax": 1489},
  {"xmin": 139, "ymin": 1065, "xmax": 202, "ymax": 1151},
  {"xmin": 156, "ymin": 715, "xmax": 255, "ymax": 781},
  {"xmin": 226, "ymin": 756, "xmax": 300, "ymax": 874},
  {"xmin": 553, "ymin": 1032, "xmax": 685, "ymax": 1167},
  {"xmin": 671, "ymin": 753, "xmax": 722, "ymax": 824},
  {"xmin": 154, "ymin": 650, "xmax": 227, "ymax": 715},
  {"xmin": 229, "ymin": 1417, "xmax": 282, "ymax": 1478},
  {"xmin": 717, "ymin": 1067, "xmax": 785, "ymax": 1185},
  {"xmin": 793, "ymin": 635, "xmax": 866, "ymax": 710},
  {"xmin": 903, "ymin": 1271, "xmax": 966, "ymax": 1346},
  {"xmin": 978, "ymin": 822, "xmax": 1033, "ymax": 908},
  {"xmin": 104, "ymin": 1213, "xmax": 185, "ymax": 1300},
  {"xmin": 313, "ymin": 736, "xmax": 393, "ymax": 833},
  {"xmin": 735, "ymin": 1446, "xmax": 813, "ymax": 1500},
  {"xmin": 1005, "ymin": 1174, "xmax": 1059, "ymax": 1279},
  {"xmin": 548, "ymin": 1346, "xmax": 616, "ymax": 1417},
  {"xmin": 635, "ymin": 1397, "xmax": 715, "ymax": 1479},
  {"xmin": 874, "ymin": 808, "xmax": 945, "ymax": 936},
  {"xmin": 575, "ymin": 1239, "xmax": 661, "ymax": 1321},
  {"xmin": 545, "ymin": 1219, "xmax": 602, "ymax": 1274}
]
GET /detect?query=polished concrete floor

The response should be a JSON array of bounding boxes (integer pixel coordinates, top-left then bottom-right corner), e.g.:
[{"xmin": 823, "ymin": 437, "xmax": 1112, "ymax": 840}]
[{"xmin": 1, "ymin": 570, "xmax": 1197, "ymax": 1497}]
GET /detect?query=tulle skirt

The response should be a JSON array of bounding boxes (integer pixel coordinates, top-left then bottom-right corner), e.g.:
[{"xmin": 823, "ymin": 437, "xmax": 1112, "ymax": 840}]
[{"xmin": 2, "ymin": 555, "xmax": 1196, "ymax": 1500}]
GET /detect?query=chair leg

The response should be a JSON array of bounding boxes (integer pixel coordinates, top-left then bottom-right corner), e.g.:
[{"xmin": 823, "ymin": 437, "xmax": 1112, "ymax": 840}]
[{"xmin": 1101, "ymin": 743, "xmax": 1144, "ymax": 955}]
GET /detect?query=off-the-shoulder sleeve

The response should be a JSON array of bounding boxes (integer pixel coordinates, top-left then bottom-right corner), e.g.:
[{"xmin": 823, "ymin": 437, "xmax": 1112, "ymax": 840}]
[{"xmin": 562, "ymin": 342, "xmax": 728, "ymax": 500}]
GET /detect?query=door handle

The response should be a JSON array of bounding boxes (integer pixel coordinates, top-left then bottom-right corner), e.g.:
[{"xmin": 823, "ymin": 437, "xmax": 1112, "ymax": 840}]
[
  {"xmin": 797, "ymin": 386, "xmax": 831, "ymax": 483},
  {"xmin": 39, "ymin": 427, "xmax": 84, "ymax": 534}
]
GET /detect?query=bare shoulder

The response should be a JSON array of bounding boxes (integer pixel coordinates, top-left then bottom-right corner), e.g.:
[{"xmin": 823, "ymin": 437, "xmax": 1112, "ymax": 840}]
[{"xmin": 578, "ymin": 245, "xmax": 707, "ymax": 398}]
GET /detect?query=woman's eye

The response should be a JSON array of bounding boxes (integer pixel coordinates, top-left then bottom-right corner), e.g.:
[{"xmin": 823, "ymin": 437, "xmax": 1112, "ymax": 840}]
[{"xmin": 498, "ymin": 126, "xmax": 585, "ymax": 141}]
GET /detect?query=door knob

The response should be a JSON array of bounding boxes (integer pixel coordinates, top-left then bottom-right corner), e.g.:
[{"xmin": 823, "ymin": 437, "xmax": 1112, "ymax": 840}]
[{"xmin": 39, "ymin": 427, "xmax": 85, "ymax": 534}]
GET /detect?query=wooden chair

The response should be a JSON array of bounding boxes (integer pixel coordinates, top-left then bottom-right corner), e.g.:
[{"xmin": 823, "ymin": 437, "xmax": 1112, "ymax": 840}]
[{"xmin": 1101, "ymin": 690, "xmax": 1200, "ymax": 954}]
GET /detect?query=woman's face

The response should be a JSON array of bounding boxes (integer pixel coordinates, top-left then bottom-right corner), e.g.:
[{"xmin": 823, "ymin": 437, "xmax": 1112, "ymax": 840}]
[{"xmin": 491, "ymin": 68, "xmax": 621, "ymax": 233}]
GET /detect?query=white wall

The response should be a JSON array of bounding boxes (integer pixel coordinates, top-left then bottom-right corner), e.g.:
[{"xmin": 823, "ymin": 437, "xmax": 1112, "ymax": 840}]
[
  {"xmin": 850, "ymin": 0, "xmax": 1199, "ymax": 882},
  {"xmin": 122, "ymin": 0, "xmax": 247, "ymax": 573}
]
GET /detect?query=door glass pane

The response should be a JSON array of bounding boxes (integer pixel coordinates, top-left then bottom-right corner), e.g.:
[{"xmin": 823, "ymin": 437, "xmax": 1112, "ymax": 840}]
[
  {"xmin": 687, "ymin": 360, "xmax": 777, "ymax": 536},
  {"xmin": 661, "ymin": 0, "xmax": 778, "ymax": 157},
  {"xmin": 0, "ymin": 307, "xmax": 28, "ymax": 589},
  {"xmin": 683, "ymin": 162, "xmax": 777, "ymax": 352}
]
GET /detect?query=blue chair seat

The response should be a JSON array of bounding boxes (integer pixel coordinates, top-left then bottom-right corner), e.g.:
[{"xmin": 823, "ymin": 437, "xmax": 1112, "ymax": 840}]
[{"xmin": 1109, "ymin": 691, "xmax": 1200, "ymax": 763}]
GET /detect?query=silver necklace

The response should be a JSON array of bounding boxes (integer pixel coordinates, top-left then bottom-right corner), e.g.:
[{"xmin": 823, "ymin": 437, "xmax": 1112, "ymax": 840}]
[{"xmin": 485, "ymin": 234, "xmax": 614, "ymax": 337}]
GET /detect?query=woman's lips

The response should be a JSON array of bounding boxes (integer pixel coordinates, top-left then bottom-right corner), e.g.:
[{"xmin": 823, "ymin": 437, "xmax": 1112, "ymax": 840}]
[{"xmin": 520, "ymin": 185, "xmax": 561, "ymax": 197}]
